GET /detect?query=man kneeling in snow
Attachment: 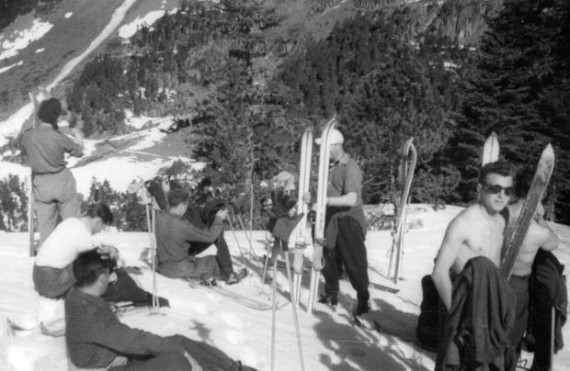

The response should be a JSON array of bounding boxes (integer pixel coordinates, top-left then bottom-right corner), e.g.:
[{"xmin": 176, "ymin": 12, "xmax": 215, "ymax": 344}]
[
  {"xmin": 33, "ymin": 203, "xmax": 168, "ymax": 334},
  {"xmin": 155, "ymin": 187, "xmax": 245, "ymax": 284},
  {"xmin": 66, "ymin": 249, "xmax": 256, "ymax": 370}
]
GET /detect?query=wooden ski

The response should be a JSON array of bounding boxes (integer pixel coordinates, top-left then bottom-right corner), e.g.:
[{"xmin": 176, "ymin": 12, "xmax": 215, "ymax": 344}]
[
  {"xmin": 27, "ymin": 92, "xmax": 42, "ymax": 256},
  {"xmin": 307, "ymin": 118, "xmax": 336, "ymax": 313},
  {"xmin": 500, "ymin": 144, "xmax": 555, "ymax": 279},
  {"xmin": 482, "ymin": 132, "xmax": 500, "ymax": 166},
  {"xmin": 387, "ymin": 138, "xmax": 417, "ymax": 284},
  {"xmin": 293, "ymin": 128, "xmax": 313, "ymax": 304}
]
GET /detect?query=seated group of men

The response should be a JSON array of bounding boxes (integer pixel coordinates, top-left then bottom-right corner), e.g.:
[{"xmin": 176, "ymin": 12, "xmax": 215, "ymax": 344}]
[{"xmin": 32, "ymin": 179, "xmax": 255, "ymax": 370}]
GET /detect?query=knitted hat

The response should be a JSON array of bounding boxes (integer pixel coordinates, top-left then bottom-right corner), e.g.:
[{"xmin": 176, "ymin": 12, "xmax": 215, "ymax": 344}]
[
  {"xmin": 315, "ymin": 129, "xmax": 344, "ymax": 145},
  {"xmin": 37, "ymin": 98, "xmax": 62, "ymax": 125}
]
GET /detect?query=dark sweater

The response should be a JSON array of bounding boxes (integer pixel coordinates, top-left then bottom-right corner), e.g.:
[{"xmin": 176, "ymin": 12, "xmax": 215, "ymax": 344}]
[
  {"xmin": 65, "ymin": 289, "xmax": 184, "ymax": 368},
  {"xmin": 437, "ymin": 256, "xmax": 516, "ymax": 370},
  {"xmin": 156, "ymin": 210, "xmax": 223, "ymax": 264}
]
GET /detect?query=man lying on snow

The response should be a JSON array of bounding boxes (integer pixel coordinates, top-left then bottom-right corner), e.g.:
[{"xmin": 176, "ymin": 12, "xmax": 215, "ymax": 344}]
[
  {"xmin": 432, "ymin": 161, "xmax": 516, "ymax": 370},
  {"xmin": 154, "ymin": 185, "xmax": 246, "ymax": 285},
  {"xmin": 66, "ymin": 249, "xmax": 257, "ymax": 371},
  {"xmin": 33, "ymin": 203, "xmax": 169, "ymax": 335}
]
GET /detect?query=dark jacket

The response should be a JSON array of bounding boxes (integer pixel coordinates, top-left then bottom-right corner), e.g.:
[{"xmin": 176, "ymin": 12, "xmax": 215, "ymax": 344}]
[
  {"xmin": 528, "ymin": 249, "xmax": 567, "ymax": 352},
  {"xmin": 265, "ymin": 188, "xmax": 300, "ymax": 241},
  {"xmin": 437, "ymin": 257, "xmax": 516, "ymax": 370},
  {"xmin": 65, "ymin": 289, "xmax": 184, "ymax": 368}
]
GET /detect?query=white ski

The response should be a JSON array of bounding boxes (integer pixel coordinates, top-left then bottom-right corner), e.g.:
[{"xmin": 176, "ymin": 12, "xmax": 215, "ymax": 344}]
[
  {"xmin": 293, "ymin": 128, "xmax": 313, "ymax": 304},
  {"xmin": 387, "ymin": 138, "xmax": 417, "ymax": 284},
  {"xmin": 307, "ymin": 117, "xmax": 336, "ymax": 313},
  {"xmin": 482, "ymin": 132, "xmax": 500, "ymax": 166}
]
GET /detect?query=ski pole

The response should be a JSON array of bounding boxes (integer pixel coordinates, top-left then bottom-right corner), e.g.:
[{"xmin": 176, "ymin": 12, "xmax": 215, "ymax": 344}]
[
  {"xmin": 551, "ymin": 306, "xmax": 555, "ymax": 371},
  {"xmin": 270, "ymin": 249, "xmax": 278, "ymax": 371},
  {"xmin": 284, "ymin": 248, "xmax": 305, "ymax": 371}
]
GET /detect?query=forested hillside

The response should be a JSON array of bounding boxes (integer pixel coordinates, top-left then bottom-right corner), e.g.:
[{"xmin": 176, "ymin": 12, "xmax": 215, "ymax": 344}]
[{"xmin": 1, "ymin": 0, "xmax": 569, "ymax": 230}]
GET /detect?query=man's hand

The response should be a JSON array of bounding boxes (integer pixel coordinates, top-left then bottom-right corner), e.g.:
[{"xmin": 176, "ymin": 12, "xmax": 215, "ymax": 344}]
[
  {"xmin": 215, "ymin": 209, "xmax": 228, "ymax": 220},
  {"xmin": 70, "ymin": 126, "xmax": 85, "ymax": 147},
  {"xmin": 183, "ymin": 352, "xmax": 203, "ymax": 371},
  {"xmin": 97, "ymin": 245, "xmax": 119, "ymax": 261},
  {"xmin": 302, "ymin": 192, "xmax": 311, "ymax": 204}
]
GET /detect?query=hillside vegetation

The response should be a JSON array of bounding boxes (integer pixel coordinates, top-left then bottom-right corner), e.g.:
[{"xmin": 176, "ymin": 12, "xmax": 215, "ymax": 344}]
[{"xmin": 1, "ymin": 0, "xmax": 569, "ymax": 230}]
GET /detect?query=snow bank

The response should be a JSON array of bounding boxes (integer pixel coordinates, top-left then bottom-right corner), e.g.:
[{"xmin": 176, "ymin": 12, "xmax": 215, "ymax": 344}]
[
  {"xmin": 124, "ymin": 109, "xmax": 172, "ymax": 130},
  {"xmin": 118, "ymin": 10, "xmax": 167, "ymax": 39},
  {"xmin": 0, "ymin": 60, "xmax": 23, "ymax": 75},
  {"xmin": 0, "ymin": 161, "xmax": 29, "ymax": 182},
  {"xmin": 0, "ymin": 19, "xmax": 53, "ymax": 61}
]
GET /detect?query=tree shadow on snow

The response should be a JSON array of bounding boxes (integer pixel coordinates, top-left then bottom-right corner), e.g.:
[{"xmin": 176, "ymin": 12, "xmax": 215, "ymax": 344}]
[
  {"xmin": 313, "ymin": 293, "xmax": 433, "ymax": 371},
  {"xmin": 371, "ymin": 298, "xmax": 436, "ymax": 362}
]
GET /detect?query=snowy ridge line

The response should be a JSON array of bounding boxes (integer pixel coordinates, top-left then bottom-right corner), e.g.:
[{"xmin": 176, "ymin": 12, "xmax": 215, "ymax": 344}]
[{"xmin": 0, "ymin": 0, "xmax": 138, "ymax": 145}]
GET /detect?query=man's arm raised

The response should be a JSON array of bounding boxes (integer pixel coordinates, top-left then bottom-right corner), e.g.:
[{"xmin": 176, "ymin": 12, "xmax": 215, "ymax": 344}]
[{"xmin": 432, "ymin": 217, "xmax": 465, "ymax": 311}]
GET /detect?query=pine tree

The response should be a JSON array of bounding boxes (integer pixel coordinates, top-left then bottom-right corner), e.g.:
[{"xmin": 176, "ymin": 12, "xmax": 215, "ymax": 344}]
[{"xmin": 453, "ymin": 0, "xmax": 570, "ymax": 218}]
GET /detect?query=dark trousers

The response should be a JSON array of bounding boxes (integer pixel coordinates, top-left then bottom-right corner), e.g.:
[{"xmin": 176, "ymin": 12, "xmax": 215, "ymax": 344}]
[
  {"xmin": 110, "ymin": 335, "xmax": 245, "ymax": 371},
  {"xmin": 189, "ymin": 233, "xmax": 234, "ymax": 279},
  {"xmin": 103, "ymin": 269, "xmax": 167, "ymax": 307},
  {"xmin": 322, "ymin": 216, "xmax": 369, "ymax": 304},
  {"xmin": 506, "ymin": 275, "xmax": 530, "ymax": 371}
]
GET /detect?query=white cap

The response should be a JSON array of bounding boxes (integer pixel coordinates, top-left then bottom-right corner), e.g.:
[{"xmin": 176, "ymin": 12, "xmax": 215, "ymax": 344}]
[{"xmin": 315, "ymin": 129, "xmax": 344, "ymax": 145}]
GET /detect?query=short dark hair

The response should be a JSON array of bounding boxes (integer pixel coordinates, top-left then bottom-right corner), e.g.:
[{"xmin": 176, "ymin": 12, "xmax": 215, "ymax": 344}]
[
  {"xmin": 168, "ymin": 187, "xmax": 189, "ymax": 208},
  {"xmin": 85, "ymin": 203, "xmax": 114, "ymax": 225},
  {"xmin": 73, "ymin": 249, "xmax": 116, "ymax": 287},
  {"xmin": 479, "ymin": 160, "xmax": 514, "ymax": 184}
]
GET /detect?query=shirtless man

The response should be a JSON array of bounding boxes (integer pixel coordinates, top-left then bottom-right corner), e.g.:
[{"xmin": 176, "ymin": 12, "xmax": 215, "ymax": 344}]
[
  {"xmin": 506, "ymin": 171, "xmax": 560, "ymax": 371},
  {"xmin": 432, "ymin": 160, "xmax": 513, "ymax": 310}
]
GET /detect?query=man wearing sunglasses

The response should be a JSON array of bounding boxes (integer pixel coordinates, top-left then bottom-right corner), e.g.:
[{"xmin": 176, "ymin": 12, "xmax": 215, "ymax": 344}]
[{"xmin": 432, "ymin": 160, "xmax": 515, "ymax": 369}]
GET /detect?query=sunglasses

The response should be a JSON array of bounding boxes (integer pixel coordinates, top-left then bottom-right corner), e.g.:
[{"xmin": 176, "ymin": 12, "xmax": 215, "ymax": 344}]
[{"xmin": 481, "ymin": 182, "xmax": 514, "ymax": 196}]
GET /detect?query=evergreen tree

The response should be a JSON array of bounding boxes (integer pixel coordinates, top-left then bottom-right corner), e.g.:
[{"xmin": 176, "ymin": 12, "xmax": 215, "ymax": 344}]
[{"xmin": 454, "ymin": 0, "xmax": 570, "ymax": 219}]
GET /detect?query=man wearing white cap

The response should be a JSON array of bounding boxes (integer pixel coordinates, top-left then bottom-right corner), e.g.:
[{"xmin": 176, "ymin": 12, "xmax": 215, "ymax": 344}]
[{"xmin": 314, "ymin": 128, "xmax": 370, "ymax": 316}]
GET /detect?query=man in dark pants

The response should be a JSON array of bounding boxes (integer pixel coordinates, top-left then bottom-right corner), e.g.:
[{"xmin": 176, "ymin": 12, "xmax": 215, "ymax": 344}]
[
  {"xmin": 147, "ymin": 177, "xmax": 244, "ymax": 284},
  {"xmin": 314, "ymin": 129, "xmax": 370, "ymax": 316},
  {"xmin": 505, "ymin": 170, "xmax": 560, "ymax": 371}
]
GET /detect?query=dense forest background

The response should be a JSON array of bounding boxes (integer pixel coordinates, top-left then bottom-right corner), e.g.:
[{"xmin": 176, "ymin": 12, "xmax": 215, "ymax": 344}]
[{"xmin": 1, "ymin": 0, "xmax": 569, "ymax": 230}]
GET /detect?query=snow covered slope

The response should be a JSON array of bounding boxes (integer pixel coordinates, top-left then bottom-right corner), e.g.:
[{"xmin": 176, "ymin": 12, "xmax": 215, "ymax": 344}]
[{"xmin": 0, "ymin": 204, "xmax": 568, "ymax": 370}]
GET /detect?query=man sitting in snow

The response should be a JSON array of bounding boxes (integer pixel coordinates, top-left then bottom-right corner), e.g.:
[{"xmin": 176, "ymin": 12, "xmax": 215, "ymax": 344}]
[
  {"xmin": 432, "ymin": 161, "xmax": 516, "ymax": 370},
  {"xmin": 66, "ymin": 249, "xmax": 256, "ymax": 370},
  {"xmin": 155, "ymin": 187, "xmax": 245, "ymax": 284},
  {"xmin": 33, "ymin": 203, "xmax": 168, "ymax": 333}
]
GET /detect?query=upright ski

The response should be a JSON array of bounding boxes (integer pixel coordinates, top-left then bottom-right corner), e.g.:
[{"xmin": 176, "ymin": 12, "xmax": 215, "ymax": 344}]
[
  {"xmin": 293, "ymin": 128, "xmax": 313, "ymax": 304},
  {"xmin": 387, "ymin": 138, "xmax": 417, "ymax": 284},
  {"xmin": 27, "ymin": 91, "xmax": 43, "ymax": 256},
  {"xmin": 501, "ymin": 144, "xmax": 555, "ymax": 279},
  {"xmin": 307, "ymin": 118, "xmax": 336, "ymax": 313},
  {"xmin": 482, "ymin": 132, "xmax": 500, "ymax": 166}
]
